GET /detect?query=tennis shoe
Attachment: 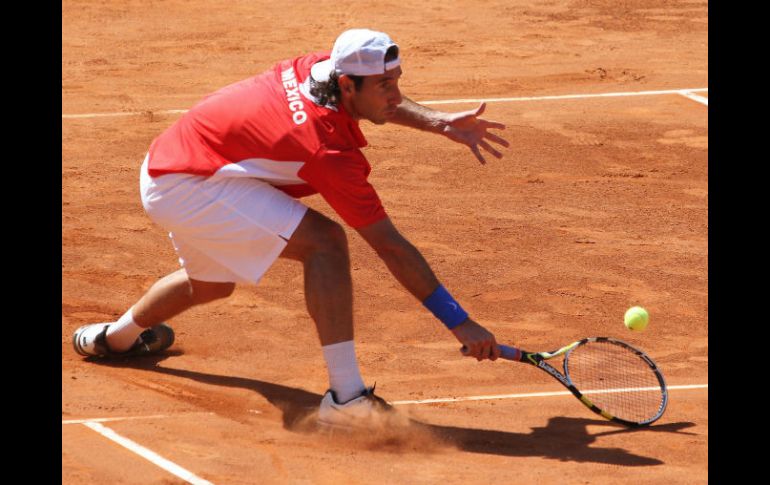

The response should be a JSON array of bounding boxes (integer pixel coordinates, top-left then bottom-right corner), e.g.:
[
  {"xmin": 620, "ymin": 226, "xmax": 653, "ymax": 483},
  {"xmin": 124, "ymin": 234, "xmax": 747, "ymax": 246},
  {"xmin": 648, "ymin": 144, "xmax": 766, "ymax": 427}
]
[
  {"xmin": 72, "ymin": 322, "xmax": 175, "ymax": 358},
  {"xmin": 317, "ymin": 385, "xmax": 394, "ymax": 430}
]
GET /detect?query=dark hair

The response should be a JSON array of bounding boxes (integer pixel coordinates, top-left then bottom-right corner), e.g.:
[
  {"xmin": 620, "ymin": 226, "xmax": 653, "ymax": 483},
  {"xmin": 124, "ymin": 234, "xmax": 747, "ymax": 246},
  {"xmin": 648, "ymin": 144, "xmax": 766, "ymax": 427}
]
[
  {"xmin": 309, "ymin": 72, "xmax": 364, "ymax": 107},
  {"xmin": 309, "ymin": 45, "xmax": 399, "ymax": 107}
]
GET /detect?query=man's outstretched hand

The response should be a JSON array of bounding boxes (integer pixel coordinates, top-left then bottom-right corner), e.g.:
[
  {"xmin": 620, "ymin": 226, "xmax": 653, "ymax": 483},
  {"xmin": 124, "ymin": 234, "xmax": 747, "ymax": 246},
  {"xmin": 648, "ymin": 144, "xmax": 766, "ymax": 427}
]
[{"xmin": 442, "ymin": 102, "xmax": 510, "ymax": 165}]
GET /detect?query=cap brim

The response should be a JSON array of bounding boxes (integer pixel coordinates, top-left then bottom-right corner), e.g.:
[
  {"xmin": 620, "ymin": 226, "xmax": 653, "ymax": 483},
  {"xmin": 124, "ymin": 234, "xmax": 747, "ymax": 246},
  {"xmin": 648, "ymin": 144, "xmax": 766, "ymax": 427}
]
[{"xmin": 311, "ymin": 59, "xmax": 333, "ymax": 83}]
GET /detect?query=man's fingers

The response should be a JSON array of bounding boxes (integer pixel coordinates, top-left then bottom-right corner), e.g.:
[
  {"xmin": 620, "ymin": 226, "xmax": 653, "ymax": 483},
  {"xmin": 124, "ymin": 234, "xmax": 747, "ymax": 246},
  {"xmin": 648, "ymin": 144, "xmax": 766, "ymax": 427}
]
[
  {"xmin": 481, "ymin": 341, "xmax": 500, "ymax": 361},
  {"xmin": 469, "ymin": 343, "xmax": 482, "ymax": 360},
  {"xmin": 470, "ymin": 145, "xmax": 487, "ymax": 165},
  {"xmin": 490, "ymin": 342, "xmax": 500, "ymax": 361},
  {"xmin": 475, "ymin": 343, "xmax": 486, "ymax": 361},
  {"xmin": 484, "ymin": 132, "xmax": 510, "ymax": 148},
  {"xmin": 481, "ymin": 120, "xmax": 506, "ymax": 130},
  {"xmin": 453, "ymin": 103, "xmax": 487, "ymax": 122},
  {"xmin": 461, "ymin": 341, "xmax": 500, "ymax": 361},
  {"xmin": 479, "ymin": 140, "xmax": 503, "ymax": 159},
  {"xmin": 481, "ymin": 345, "xmax": 492, "ymax": 360}
]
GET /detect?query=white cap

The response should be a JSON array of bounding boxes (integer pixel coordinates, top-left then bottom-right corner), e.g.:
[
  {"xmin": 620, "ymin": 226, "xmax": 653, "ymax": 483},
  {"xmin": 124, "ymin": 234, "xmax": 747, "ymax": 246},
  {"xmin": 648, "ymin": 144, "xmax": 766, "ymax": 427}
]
[{"xmin": 311, "ymin": 29, "xmax": 400, "ymax": 82}]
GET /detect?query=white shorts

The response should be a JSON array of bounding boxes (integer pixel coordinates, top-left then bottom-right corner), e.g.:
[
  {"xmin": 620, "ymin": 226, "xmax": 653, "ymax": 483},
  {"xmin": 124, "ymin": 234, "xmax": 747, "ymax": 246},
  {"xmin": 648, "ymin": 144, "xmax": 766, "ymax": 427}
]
[{"xmin": 139, "ymin": 155, "xmax": 308, "ymax": 284}]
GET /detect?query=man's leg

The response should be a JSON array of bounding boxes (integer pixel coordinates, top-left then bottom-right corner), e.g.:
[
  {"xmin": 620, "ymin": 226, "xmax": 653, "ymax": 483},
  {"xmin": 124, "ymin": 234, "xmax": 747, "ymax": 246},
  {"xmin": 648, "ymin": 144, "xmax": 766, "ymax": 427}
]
[
  {"xmin": 279, "ymin": 209, "xmax": 354, "ymax": 346},
  {"xmin": 75, "ymin": 269, "xmax": 235, "ymax": 354},
  {"xmin": 279, "ymin": 208, "xmax": 366, "ymax": 403},
  {"xmin": 131, "ymin": 268, "xmax": 236, "ymax": 327}
]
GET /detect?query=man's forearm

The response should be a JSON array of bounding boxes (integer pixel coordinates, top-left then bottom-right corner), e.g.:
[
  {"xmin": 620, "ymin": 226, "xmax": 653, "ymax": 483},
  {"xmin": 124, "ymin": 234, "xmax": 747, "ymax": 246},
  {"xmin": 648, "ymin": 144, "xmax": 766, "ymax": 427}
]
[
  {"xmin": 360, "ymin": 221, "xmax": 472, "ymax": 332},
  {"xmin": 390, "ymin": 96, "xmax": 447, "ymax": 134},
  {"xmin": 375, "ymin": 238, "xmax": 441, "ymax": 302}
]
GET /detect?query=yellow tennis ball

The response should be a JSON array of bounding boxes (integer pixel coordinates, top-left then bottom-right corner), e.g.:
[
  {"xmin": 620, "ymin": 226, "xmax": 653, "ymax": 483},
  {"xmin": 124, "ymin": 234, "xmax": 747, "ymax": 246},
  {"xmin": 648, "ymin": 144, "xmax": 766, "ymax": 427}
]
[{"xmin": 624, "ymin": 306, "xmax": 649, "ymax": 331}]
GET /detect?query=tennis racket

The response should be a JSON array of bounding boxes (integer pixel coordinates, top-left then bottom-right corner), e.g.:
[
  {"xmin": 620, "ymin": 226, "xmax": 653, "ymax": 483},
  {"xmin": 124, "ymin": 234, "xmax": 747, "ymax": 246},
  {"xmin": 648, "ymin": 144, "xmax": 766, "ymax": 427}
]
[{"xmin": 462, "ymin": 337, "xmax": 668, "ymax": 427}]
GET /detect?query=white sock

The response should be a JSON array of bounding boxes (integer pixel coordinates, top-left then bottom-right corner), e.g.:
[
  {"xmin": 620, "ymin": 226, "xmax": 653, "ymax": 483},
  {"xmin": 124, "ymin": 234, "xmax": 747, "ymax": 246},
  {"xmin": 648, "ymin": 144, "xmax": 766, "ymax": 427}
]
[
  {"xmin": 105, "ymin": 308, "xmax": 147, "ymax": 352},
  {"xmin": 322, "ymin": 340, "xmax": 366, "ymax": 403}
]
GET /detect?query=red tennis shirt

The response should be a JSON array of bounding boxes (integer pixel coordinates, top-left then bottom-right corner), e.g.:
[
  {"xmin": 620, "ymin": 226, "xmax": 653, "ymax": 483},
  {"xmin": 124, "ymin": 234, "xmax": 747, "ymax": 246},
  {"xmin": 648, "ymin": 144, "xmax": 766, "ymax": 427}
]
[{"xmin": 147, "ymin": 51, "xmax": 386, "ymax": 229}]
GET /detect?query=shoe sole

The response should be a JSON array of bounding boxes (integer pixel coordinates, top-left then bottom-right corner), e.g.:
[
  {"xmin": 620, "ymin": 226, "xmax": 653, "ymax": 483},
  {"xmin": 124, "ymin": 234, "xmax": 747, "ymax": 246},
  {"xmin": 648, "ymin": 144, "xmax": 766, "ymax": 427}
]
[
  {"xmin": 72, "ymin": 326, "xmax": 85, "ymax": 356},
  {"xmin": 127, "ymin": 323, "xmax": 175, "ymax": 356},
  {"xmin": 317, "ymin": 409, "xmax": 395, "ymax": 431},
  {"xmin": 316, "ymin": 419, "xmax": 363, "ymax": 431}
]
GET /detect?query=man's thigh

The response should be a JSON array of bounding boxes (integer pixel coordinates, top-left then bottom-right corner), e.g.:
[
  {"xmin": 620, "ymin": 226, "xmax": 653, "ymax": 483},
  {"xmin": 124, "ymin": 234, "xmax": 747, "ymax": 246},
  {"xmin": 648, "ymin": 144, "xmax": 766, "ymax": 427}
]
[{"xmin": 279, "ymin": 208, "xmax": 344, "ymax": 262}]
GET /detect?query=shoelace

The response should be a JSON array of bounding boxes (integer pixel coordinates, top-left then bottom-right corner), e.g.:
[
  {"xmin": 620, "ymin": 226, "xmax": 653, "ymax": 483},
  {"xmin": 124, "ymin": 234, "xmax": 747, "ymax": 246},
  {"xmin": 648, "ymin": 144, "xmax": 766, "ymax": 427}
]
[{"xmin": 363, "ymin": 384, "xmax": 393, "ymax": 410}]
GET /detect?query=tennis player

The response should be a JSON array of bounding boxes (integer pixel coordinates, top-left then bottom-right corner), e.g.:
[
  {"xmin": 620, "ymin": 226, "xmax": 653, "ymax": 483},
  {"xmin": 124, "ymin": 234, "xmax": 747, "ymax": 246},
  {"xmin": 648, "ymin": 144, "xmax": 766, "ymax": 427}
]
[{"xmin": 72, "ymin": 28, "xmax": 509, "ymax": 428}]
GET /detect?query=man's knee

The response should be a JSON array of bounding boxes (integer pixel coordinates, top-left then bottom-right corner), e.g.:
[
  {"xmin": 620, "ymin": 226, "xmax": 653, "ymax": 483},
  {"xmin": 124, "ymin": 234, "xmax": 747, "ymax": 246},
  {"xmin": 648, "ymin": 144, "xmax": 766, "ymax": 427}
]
[
  {"xmin": 189, "ymin": 279, "xmax": 236, "ymax": 304},
  {"xmin": 281, "ymin": 209, "xmax": 349, "ymax": 262},
  {"xmin": 313, "ymin": 219, "xmax": 348, "ymax": 257}
]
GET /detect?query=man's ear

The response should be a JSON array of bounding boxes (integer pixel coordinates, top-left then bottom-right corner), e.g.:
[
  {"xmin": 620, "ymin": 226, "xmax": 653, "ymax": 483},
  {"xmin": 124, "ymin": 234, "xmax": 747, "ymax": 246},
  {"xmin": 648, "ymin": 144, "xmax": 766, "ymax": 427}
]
[{"xmin": 338, "ymin": 75, "xmax": 356, "ymax": 96}]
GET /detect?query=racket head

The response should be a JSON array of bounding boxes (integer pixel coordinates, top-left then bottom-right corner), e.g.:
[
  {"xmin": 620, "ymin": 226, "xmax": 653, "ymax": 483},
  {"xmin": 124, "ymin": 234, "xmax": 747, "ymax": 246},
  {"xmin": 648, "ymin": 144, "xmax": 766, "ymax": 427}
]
[{"xmin": 563, "ymin": 337, "xmax": 668, "ymax": 427}]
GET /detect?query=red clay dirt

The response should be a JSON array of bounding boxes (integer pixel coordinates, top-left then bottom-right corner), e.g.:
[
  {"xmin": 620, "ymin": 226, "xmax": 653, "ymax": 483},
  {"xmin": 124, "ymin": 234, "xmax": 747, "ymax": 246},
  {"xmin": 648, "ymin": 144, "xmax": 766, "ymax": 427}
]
[{"xmin": 62, "ymin": 1, "xmax": 708, "ymax": 483}]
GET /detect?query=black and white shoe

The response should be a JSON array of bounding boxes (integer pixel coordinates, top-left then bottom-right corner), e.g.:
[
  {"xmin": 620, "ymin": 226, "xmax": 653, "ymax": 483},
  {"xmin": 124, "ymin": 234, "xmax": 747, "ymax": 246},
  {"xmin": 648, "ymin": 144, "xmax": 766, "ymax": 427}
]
[{"xmin": 72, "ymin": 322, "xmax": 175, "ymax": 358}]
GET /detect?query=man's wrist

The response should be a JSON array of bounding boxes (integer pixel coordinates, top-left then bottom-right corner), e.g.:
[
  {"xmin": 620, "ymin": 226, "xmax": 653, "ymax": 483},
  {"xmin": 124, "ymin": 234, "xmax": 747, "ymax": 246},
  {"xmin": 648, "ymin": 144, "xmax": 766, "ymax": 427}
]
[{"xmin": 422, "ymin": 284, "xmax": 469, "ymax": 329}]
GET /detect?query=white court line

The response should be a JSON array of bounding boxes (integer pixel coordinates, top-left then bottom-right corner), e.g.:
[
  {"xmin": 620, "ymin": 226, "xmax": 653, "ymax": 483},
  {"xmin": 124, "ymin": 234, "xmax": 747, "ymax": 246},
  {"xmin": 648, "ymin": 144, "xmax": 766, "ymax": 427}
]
[
  {"xmin": 419, "ymin": 88, "xmax": 708, "ymax": 105},
  {"xmin": 390, "ymin": 384, "xmax": 708, "ymax": 405},
  {"xmin": 62, "ymin": 412, "xmax": 214, "ymax": 425},
  {"xmin": 678, "ymin": 91, "xmax": 708, "ymax": 106},
  {"xmin": 61, "ymin": 87, "xmax": 708, "ymax": 119},
  {"xmin": 68, "ymin": 384, "xmax": 705, "ymax": 482},
  {"xmin": 82, "ymin": 421, "xmax": 215, "ymax": 485},
  {"xmin": 62, "ymin": 384, "xmax": 708, "ymax": 424},
  {"xmin": 62, "ymin": 109, "xmax": 188, "ymax": 119}
]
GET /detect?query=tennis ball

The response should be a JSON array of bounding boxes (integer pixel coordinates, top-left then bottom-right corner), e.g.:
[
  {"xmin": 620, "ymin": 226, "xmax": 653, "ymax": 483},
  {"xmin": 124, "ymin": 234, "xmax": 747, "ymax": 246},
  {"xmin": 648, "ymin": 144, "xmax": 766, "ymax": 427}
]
[{"xmin": 624, "ymin": 306, "xmax": 649, "ymax": 331}]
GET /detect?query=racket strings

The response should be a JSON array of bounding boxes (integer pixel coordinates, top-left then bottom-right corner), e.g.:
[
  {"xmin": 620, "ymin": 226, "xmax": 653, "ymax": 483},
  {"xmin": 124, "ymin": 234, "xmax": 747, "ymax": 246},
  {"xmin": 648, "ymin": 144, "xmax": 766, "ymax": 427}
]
[{"xmin": 566, "ymin": 341, "xmax": 664, "ymax": 423}]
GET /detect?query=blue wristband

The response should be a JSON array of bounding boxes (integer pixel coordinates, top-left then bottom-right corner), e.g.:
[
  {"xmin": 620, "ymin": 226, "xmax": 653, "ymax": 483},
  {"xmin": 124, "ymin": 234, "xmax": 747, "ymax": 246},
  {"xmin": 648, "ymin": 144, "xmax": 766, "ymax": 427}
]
[{"xmin": 423, "ymin": 285, "xmax": 469, "ymax": 330}]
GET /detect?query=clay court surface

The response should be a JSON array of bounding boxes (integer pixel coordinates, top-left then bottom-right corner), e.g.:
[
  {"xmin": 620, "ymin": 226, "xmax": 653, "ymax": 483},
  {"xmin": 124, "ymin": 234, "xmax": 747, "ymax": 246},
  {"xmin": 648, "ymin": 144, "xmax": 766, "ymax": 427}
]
[{"xmin": 62, "ymin": 1, "xmax": 708, "ymax": 483}]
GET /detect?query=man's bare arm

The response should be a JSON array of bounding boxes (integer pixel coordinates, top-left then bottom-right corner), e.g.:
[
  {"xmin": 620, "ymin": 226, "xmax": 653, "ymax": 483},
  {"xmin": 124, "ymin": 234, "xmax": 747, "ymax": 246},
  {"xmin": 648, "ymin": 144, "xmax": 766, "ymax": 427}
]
[
  {"xmin": 390, "ymin": 96, "xmax": 510, "ymax": 165},
  {"xmin": 356, "ymin": 217, "xmax": 500, "ymax": 360}
]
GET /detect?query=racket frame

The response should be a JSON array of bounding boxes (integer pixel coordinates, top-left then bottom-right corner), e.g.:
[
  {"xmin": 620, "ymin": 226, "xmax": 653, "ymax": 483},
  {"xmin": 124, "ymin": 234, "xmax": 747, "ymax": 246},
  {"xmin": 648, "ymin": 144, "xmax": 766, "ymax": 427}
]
[{"xmin": 502, "ymin": 337, "xmax": 668, "ymax": 427}]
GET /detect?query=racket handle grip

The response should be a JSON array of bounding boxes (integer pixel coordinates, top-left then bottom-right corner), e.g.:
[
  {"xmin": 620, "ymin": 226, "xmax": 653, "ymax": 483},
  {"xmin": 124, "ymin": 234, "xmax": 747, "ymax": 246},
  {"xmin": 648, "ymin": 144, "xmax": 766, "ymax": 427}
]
[
  {"xmin": 459, "ymin": 344, "xmax": 522, "ymax": 361},
  {"xmin": 499, "ymin": 345, "xmax": 523, "ymax": 361}
]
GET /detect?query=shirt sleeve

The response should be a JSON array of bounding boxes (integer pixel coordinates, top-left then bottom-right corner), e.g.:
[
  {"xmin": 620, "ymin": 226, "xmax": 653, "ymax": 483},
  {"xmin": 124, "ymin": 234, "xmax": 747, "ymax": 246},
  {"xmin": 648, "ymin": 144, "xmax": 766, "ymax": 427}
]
[{"xmin": 299, "ymin": 148, "xmax": 387, "ymax": 228}]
